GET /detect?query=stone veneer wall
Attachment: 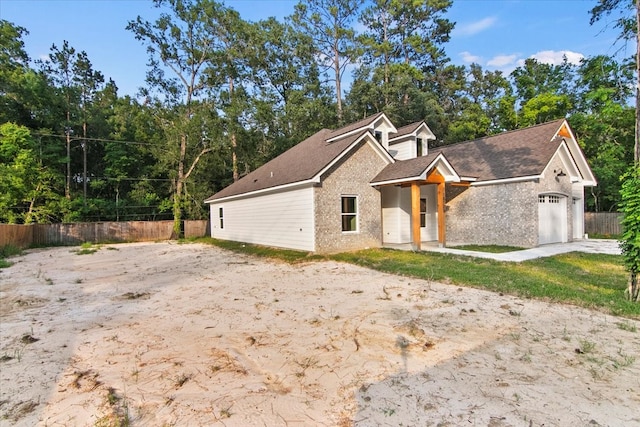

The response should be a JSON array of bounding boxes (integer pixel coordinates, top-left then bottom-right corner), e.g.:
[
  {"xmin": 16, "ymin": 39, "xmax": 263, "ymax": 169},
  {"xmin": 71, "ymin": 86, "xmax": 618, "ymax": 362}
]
[
  {"xmin": 445, "ymin": 152, "xmax": 577, "ymax": 247},
  {"xmin": 314, "ymin": 141, "xmax": 387, "ymax": 253},
  {"xmin": 445, "ymin": 180, "xmax": 539, "ymax": 247}
]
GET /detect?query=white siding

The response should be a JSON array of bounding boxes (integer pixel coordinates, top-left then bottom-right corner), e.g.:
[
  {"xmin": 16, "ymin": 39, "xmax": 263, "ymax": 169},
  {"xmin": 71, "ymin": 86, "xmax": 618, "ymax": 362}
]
[
  {"xmin": 381, "ymin": 186, "xmax": 413, "ymax": 244},
  {"xmin": 381, "ymin": 187, "xmax": 402, "ymax": 243},
  {"xmin": 572, "ymin": 184, "xmax": 585, "ymax": 239},
  {"xmin": 209, "ymin": 186, "xmax": 315, "ymax": 251},
  {"xmin": 391, "ymin": 139, "xmax": 414, "ymax": 160}
]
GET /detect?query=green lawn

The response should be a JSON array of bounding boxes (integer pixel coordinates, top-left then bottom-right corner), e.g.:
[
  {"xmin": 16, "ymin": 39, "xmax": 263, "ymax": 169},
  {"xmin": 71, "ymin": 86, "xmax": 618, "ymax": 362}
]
[{"xmin": 195, "ymin": 238, "xmax": 638, "ymax": 319}]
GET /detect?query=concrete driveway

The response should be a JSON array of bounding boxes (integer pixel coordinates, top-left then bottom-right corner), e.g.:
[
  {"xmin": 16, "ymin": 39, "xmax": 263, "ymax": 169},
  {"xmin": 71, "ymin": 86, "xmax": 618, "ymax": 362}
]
[{"xmin": 424, "ymin": 239, "xmax": 621, "ymax": 262}]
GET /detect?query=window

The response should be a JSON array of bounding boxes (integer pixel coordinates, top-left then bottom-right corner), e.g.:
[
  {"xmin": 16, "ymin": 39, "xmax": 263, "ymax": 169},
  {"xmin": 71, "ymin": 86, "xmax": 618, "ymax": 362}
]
[
  {"xmin": 416, "ymin": 138, "xmax": 423, "ymax": 157},
  {"xmin": 420, "ymin": 198, "xmax": 426, "ymax": 227},
  {"xmin": 538, "ymin": 195, "xmax": 545, "ymax": 203},
  {"xmin": 341, "ymin": 196, "xmax": 358, "ymax": 232},
  {"xmin": 374, "ymin": 131, "xmax": 382, "ymax": 144},
  {"xmin": 219, "ymin": 207, "xmax": 224, "ymax": 229},
  {"xmin": 549, "ymin": 195, "xmax": 560, "ymax": 204}
]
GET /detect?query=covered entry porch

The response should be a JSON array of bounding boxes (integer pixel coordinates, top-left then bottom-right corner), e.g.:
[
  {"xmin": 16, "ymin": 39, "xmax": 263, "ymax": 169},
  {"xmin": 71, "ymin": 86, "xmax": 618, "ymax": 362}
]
[{"xmin": 373, "ymin": 154, "xmax": 464, "ymax": 251}]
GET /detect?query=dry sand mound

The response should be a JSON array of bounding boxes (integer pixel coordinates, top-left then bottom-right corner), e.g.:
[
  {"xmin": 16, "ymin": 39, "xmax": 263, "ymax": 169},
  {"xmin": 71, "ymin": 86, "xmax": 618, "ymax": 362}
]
[{"xmin": 1, "ymin": 242, "xmax": 638, "ymax": 426}]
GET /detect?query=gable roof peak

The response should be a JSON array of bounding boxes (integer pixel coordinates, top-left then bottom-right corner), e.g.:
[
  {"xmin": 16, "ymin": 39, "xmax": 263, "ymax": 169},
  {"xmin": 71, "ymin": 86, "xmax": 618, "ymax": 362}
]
[{"xmin": 327, "ymin": 112, "xmax": 394, "ymax": 141}]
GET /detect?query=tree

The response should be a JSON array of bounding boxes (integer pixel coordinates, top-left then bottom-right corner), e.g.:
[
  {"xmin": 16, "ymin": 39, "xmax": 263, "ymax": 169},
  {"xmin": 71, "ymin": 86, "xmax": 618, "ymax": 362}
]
[
  {"xmin": 570, "ymin": 55, "xmax": 635, "ymax": 212},
  {"xmin": 293, "ymin": 0, "xmax": 364, "ymax": 123},
  {"xmin": 0, "ymin": 123, "xmax": 59, "ymax": 223},
  {"xmin": 248, "ymin": 18, "xmax": 334, "ymax": 156},
  {"xmin": 618, "ymin": 165, "xmax": 640, "ymax": 301},
  {"xmin": 40, "ymin": 41, "xmax": 79, "ymax": 199},
  {"xmin": 590, "ymin": 0, "xmax": 639, "ymax": 163},
  {"xmin": 73, "ymin": 51, "xmax": 105, "ymax": 204},
  {"xmin": 353, "ymin": 0, "xmax": 454, "ymax": 120},
  {"xmin": 127, "ymin": 0, "xmax": 234, "ymax": 235}
]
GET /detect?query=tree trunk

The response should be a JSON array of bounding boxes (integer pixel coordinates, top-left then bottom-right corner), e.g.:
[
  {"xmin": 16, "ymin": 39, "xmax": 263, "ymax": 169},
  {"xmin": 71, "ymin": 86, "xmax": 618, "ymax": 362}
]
[
  {"xmin": 229, "ymin": 77, "xmax": 239, "ymax": 182},
  {"xmin": 65, "ymin": 110, "xmax": 71, "ymax": 200},
  {"xmin": 173, "ymin": 133, "xmax": 187, "ymax": 238},
  {"xmin": 334, "ymin": 42, "xmax": 343, "ymax": 123},
  {"xmin": 83, "ymin": 120, "xmax": 87, "ymax": 206},
  {"xmin": 635, "ymin": 0, "xmax": 639, "ymax": 164},
  {"xmin": 629, "ymin": 271, "xmax": 638, "ymax": 302}
]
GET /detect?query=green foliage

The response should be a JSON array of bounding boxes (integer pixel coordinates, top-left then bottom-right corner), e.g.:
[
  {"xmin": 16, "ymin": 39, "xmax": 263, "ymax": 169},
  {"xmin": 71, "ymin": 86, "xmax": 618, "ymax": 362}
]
[
  {"xmin": 0, "ymin": 244, "xmax": 22, "ymax": 269},
  {"xmin": 0, "ymin": 3, "xmax": 634, "ymax": 225},
  {"xmin": 196, "ymin": 239, "xmax": 638, "ymax": 318},
  {"xmin": 0, "ymin": 123, "xmax": 48, "ymax": 223},
  {"xmin": 332, "ymin": 249, "xmax": 638, "ymax": 318},
  {"xmin": 619, "ymin": 165, "xmax": 640, "ymax": 301}
]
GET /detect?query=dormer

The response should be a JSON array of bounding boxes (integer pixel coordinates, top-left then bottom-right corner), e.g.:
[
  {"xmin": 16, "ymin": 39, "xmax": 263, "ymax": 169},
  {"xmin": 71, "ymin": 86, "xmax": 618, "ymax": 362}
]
[
  {"xmin": 326, "ymin": 112, "xmax": 397, "ymax": 150},
  {"xmin": 388, "ymin": 121, "xmax": 436, "ymax": 161}
]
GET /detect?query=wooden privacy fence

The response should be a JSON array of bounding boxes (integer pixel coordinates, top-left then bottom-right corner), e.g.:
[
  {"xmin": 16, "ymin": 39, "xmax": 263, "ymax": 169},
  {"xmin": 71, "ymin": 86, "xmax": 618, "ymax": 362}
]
[
  {"xmin": 0, "ymin": 220, "xmax": 210, "ymax": 249},
  {"xmin": 584, "ymin": 212, "xmax": 622, "ymax": 236}
]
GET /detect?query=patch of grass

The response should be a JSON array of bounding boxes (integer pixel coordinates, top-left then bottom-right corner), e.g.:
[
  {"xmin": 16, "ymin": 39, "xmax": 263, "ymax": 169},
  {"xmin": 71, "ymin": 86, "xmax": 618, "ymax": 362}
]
[
  {"xmin": 0, "ymin": 244, "xmax": 22, "ymax": 268},
  {"xmin": 194, "ymin": 237, "xmax": 325, "ymax": 263},
  {"xmin": 191, "ymin": 240, "xmax": 638, "ymax": 319},
  {"xmin": 616, "ymin": 321, "xmax": 637, "ymax": 333},
  {"xmin": 74, "ymin": 242, "xmax": 99, "ymax": 255},
  {"xmin": 0, "ymin": 244, "xmax": 22, "ymax": 258},
  {"xmin": 330, "ymin": 249, "xmax": 639, "ymax": 319},
  {"xmin": 587, "ymin": 233, "xmax": 620, "ymax": 240},
  {"xmin": 450, "ymin": 244, "xmax": 525, "ymax": 253}
]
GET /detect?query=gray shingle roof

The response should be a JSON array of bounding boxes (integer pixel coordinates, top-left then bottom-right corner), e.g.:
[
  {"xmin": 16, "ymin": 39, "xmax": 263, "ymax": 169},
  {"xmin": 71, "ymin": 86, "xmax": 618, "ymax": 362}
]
[
  {"xmin": 371, "ymin": 152, "xmax": 442, "ymax": 183},
  {"xmin": 390, "ymin": 121, "xmax": 423, "ymax": 141},
  {"xmin": 374, "ymin": 119, "xmax": 566, "ymax": 184},
  {"xmin": 438, "ymin": 119, "xmax": 565, "ymax": 181},
  {"xmin": 205, "ymin": 129, "xmax": 370, "ymax": 202},
  {"xmin": 326, "ymin": 112, "xmax": 385, "ymax": 140}
]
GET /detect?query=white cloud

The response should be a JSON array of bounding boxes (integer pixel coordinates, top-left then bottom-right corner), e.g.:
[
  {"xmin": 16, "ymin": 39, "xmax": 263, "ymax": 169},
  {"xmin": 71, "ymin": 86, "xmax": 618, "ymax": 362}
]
[
  {"xmin": 487, "ymin": 54, "xmax": 519, "ymax": 68},
  {"xmin": 460, "ymin": 51, "xmax": 482, "ymax": 64},
  {"xmin": 456, "ymin": 17, "xmax": 497, "ymax": 36},
  {"xmin": 530, "ymin": 50, "xmax": 584, "ymax": 65}
]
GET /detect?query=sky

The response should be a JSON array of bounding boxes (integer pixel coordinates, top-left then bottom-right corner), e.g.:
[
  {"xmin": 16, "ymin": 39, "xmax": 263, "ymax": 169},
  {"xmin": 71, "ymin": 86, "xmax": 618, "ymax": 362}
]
[{"xmin": 1, "ymin": 0, "xmax": 633, "ymax": 97}]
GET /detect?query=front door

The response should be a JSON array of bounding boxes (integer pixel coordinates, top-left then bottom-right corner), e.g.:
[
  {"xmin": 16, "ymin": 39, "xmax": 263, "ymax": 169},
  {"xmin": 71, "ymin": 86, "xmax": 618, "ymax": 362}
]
[{"xmin": 420, "ymin": 185, "xmax": 438, "ymax": 241}]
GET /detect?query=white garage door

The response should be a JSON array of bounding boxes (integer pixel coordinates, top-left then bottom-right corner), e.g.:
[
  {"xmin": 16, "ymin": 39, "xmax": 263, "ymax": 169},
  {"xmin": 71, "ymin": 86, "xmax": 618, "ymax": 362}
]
[{"xmin": 538, "ymin": 195, "xmax": 567, "ymax": 245}]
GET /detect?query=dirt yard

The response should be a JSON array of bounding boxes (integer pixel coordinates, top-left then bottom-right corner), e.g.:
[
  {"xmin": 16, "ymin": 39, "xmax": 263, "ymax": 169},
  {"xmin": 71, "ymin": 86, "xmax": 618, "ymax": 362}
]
[{"xmin": 1, "ymin": 242, "xmax": 639, "ymax": 426}]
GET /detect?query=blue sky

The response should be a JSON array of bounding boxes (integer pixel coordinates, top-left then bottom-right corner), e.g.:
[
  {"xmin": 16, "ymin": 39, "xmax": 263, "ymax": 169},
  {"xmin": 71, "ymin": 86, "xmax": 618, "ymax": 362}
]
[{"xmin": 1, "ymin": 0, "xmax": 631, "ymax": 97}]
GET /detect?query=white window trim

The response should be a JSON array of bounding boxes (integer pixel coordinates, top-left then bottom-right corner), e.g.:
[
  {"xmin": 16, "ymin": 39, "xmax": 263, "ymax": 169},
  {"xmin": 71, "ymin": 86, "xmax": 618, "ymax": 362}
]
[{"xmin": 341, "ymin": 195, "xmax": 359, "ymax": 233}]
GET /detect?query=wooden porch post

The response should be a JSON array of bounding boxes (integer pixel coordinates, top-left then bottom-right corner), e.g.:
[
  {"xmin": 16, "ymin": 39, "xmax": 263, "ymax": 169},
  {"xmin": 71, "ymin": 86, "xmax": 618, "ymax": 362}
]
[
  {"xmin": 411, "ymin": 182, "xmax": 421, "ymax": 251},
  {"xmin": 437, "ymin": 181, "xmax": 446, "ymax": 247}
]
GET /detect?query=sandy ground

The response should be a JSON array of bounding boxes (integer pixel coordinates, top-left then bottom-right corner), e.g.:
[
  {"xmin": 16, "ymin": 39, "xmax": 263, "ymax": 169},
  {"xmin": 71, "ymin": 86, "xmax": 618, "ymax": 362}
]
[{"xmin": 1, "ymin": 242, "xmax": 639, "ymax": 427}]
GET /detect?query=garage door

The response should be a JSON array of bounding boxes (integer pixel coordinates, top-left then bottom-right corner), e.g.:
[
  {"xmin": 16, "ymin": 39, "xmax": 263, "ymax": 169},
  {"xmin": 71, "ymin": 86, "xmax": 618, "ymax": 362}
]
[{"xmin": 538, "ymin": 195, "xmax": 567, "ymax": 245}]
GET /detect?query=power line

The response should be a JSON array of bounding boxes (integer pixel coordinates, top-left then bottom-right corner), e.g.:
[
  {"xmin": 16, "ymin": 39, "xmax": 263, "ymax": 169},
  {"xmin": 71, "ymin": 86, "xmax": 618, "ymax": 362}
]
[{"xmin": 33, "ymin": 132, "xmax": 165, "ymax": 147}]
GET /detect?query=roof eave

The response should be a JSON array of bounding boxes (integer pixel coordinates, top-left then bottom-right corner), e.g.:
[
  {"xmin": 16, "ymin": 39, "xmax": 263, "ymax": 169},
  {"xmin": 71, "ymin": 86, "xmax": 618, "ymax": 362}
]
[
  {"xmin": 204, "ymin": 179, "xmax": 318, "ymax": 203},
  {"xmin": 471, "ymin": 175, "xmax": 541, "ymax": 187}
]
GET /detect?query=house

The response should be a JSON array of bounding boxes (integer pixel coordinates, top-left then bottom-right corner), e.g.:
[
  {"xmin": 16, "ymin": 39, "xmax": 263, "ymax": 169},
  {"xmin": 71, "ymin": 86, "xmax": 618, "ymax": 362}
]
[{"xmin": 204, "ymin": 113, "xmax": 596, "ymax": 253}]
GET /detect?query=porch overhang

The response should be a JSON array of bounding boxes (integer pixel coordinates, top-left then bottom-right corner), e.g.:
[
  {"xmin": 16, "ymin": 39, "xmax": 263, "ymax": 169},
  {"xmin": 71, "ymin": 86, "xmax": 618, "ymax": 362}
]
[{"xmin": 370, "ymin": 153, "xmax": 461, "ymax": 187}]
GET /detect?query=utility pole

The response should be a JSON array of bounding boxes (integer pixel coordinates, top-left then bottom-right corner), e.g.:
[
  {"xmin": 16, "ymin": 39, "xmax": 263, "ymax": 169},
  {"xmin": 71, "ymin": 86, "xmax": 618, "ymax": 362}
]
[
  {"xmin": 82, "ymin": 139, "xmax": 87, "ymax": 206},
  {"xmin": 64, "ymin": 126, "xmax": 73, "ymax": 199}
]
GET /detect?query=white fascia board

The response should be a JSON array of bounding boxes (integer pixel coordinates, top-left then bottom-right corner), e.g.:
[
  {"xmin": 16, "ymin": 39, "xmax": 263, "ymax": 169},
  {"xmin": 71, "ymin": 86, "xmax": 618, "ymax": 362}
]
[
  {"xmin": 418, "ymin": 123, "xmax": 436, "ymax": 140},
  {"xmin": 388, "ymin": 123, "xmax": 436, "ymax": 143},
  {"xmin": 326, "ymin": 113, "xmax": 397, "ymax": 142},
  {"xmin": 553, "ymin": 120, "xmax": 597, "ymax": 185},
  {"xmin": 371, "ymin": 177, "xmax": 422, "ymax": 186},
  {"xmin": 546, "ymin": 142, "xmax": 579, "ymax": 178},
  {"xmin": 370, "ymin": 154, "xmax": 461, "ymax": 186},
  {"xmin": 419, "ymin": 154, "xmax": 460, "ymax": 182},
  {"xmin": 471, "ymin": 175, "xmax": 541, "ymax": 187},
  {"xmin": 316, "ymin": 132, "xmax": 394, "ymax": 179},
  {"xmin": 205, "ymin": 180, "xmax": 317, "ymax": 204}
]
